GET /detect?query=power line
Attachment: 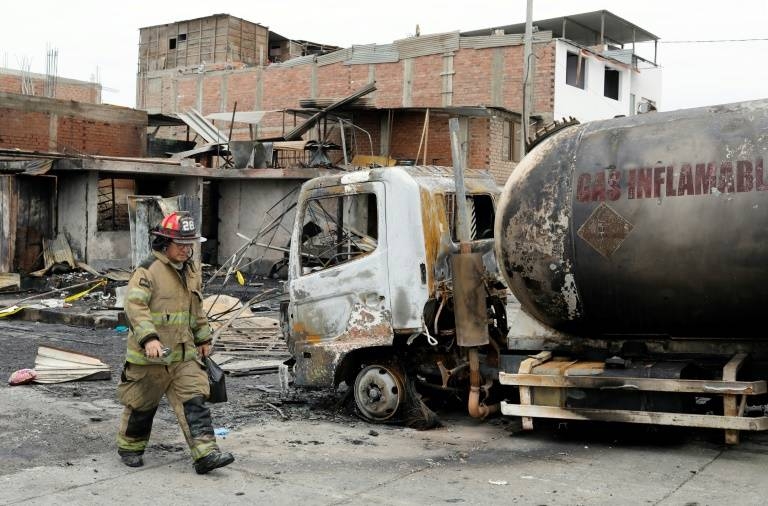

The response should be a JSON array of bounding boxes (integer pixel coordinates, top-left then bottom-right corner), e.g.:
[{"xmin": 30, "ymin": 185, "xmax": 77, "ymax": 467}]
[{"xmin": 661, "ymin": 38, "xmax": 768, "ymax": 44}]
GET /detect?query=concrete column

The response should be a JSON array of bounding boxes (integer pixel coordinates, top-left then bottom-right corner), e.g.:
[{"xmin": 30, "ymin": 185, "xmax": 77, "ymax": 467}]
[
  {"xmin": 48, "ymin": 113, "xmax": 58, "ymax": 151},
  {"xmin": 172, "ymin": 78, "xmax": 178, "ymax": 113},
  {"xmin": 255, "ymin": 68, "xmax": 263, "ymax": 110},
  {"xmin": 491, "ymin": 48, "xmax": 504, "ymax": 107},
  {"xmin": 402, "ymin": 59, "xmax": 414, "ymax": 107},
  {"xmin": 442, "ymin": 53, "xmax": 454, "ymax": 107},
  {"xmin": 379, "ymin": 113, "xmax": 391, "ymax": 157},
  {"xmin": 311, "ymin": 64, "xmax": 318, "ymax": 98},
  {"xmin": 221, "ymin": 74, "xmax": 229, "ymax": 111},
  {"xmin": 196, "ymin": 75, "xmax": 203, "ymax": 111}
]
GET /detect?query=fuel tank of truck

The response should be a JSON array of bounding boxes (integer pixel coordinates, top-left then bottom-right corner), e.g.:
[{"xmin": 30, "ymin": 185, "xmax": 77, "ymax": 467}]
[{"xmin": 495, "ymin": 99, "xmax": 768, "ymax": 339}]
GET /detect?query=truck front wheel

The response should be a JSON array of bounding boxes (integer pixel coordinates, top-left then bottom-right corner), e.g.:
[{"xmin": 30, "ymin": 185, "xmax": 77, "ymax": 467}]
[{"xmin": 353, "ymin": 364, "xmax": 405, "ymax": 422}]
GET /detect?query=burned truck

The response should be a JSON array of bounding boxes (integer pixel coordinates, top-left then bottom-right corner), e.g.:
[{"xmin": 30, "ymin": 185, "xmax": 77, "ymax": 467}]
[
  {"xmin": 282, "ymin": 99, "xmax": 768, "ymax": 442},
  {"xmin": 282, "ymin": 166, "xmax": 506, "ymax": 425}
]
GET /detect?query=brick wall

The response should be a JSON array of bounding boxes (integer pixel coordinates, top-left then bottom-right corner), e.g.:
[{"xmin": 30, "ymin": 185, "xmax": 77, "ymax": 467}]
[
  {"xmin": 486, "ymin": 116, "xmax": 517, "ymax": 185},
  {"xmin": 0, "ymin": 109, "xmax": 51, "ymax": 151},
  {"xmin": 141, "ymin": 40, "xmax": 557, "ymax": 173},
  {"xmin": 176, "ymin": 78, "xmax": 198, "ymax": 110},
  {"xmin": 144, "ymin": 40, "xmax": 556, "ymax": 116},
  {"xmin": 453, "ymin": 50, "xmax": 496, "ymax": 107},
  {"xmin": 0, "ymin": 92, "xmax": 146, "ymax": 156},
  {"xmin": 0, "ymin": 69, "xmax": 102, "ymax": 104},
  {"xmin": 410, "ymin": 54, "xmax": 444, "ymax": 107}
]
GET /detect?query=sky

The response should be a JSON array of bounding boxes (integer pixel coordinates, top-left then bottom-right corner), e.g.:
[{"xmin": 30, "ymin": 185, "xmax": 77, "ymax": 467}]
[{"xmin": 2, "ymin": 0, "xmax": 767, "ymax": 111}]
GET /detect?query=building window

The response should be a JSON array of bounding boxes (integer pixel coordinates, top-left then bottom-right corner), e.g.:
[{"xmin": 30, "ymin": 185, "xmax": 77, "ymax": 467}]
[
  {"xmin": 502, "ymin": 120, "xmax": 521, "ymax": 162},
  {"xmin": 604, "ymin": 68, "xmax": 620, "ymax": 100},
  {"xmin": 300, "ymin": 193, "xmax": 378, "ymax": 274},
  {"xmin": 97, "ymin": 178, "xmax": 136, "ymax": 231},
  {"xmin": 169, "ymin": 38, "xmax": 177, "ymax": 50},
  {"xmin": 566, "ymin": 52, "xmax": 586, "ymax": 89},
  {"xmin": 178, "ymin": 33, "xmax": 187, "ymax": 42}
]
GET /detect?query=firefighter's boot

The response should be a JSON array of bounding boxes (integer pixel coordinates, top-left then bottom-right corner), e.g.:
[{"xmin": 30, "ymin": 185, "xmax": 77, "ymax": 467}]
[
  {"xmin": 119, "ymin": 451, "xmax": 144, "ymax": 468},
  {"xmin": 194, "ymin": 450, "xmax": 235, "ymax": 474}
]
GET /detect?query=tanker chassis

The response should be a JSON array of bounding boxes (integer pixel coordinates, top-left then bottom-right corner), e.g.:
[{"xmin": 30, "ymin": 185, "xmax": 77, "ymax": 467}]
[{"xmin": 281, "ymin": 100, "xmax": 768, "ymax": 443}]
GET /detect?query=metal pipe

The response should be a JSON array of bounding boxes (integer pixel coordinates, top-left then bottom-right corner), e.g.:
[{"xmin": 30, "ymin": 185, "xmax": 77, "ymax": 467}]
[
  {"xmin": 448, "ymin": 118, "xmax": 471, "ymax": 252},
  {"xmin": 521, "ymin": 0, "xmax": 533, "ymax": 157},
  {"xmin": 338, "ymin": 119, "xmax": 348, "ymax": 166},
  {"xmin": 467, "ymin": 348, "xmax": 499, "ymax": 418}
]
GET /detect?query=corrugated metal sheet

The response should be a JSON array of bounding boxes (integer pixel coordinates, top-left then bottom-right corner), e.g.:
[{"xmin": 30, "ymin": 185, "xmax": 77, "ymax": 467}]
[
  {"xmin": 394, "ymin": 32, "xmax": 460, "ymax": 59},
  {"xmin": 22, "ymin": 159, "xmax": 54, "ymax": 175},
  {"xmin": 177, "ymin": 109, "xmax": 227, "ymax": 144},
  {"xmin": 602, "ymin": 49, "xmax": 633, "ymax": 65},
  {"xmin": 41, "ymin": 235, "xmax": 77, "ymax": 271},
  {"xmin": 459, "ymin": 30, "xmax": 553, "ymax": 49},
  {"xmin": 345, "ymin": 44, "xmax": 399, "ymax": 65},
  {"xmin": 316, "ymin": 48, "xmax": 352, "ymax": 66},
  {"xmin": 269, "ymin": 54, "xmax": 316, "ymax": 68}
]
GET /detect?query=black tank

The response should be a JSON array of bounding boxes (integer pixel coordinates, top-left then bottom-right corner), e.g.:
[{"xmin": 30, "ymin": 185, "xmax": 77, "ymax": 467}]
[{"xmin": 495, "ymin": 99, "xmax": 768, "ymax": 339}]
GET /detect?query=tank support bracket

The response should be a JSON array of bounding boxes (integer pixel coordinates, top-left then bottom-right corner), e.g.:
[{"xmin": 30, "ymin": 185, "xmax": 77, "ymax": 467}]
[{"xmin": 500, "ymin": 352, "xmax": 766, "ymax": 444}]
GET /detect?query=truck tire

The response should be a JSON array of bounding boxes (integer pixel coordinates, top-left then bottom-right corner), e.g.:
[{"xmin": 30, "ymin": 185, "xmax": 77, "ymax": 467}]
[
  {"xmin": 353, "ymin": 364, "xmax": 405, "ymax": 422},
  {"xmin": 353, "ymin": 363, "xmax": 442, "ymax": 429}
]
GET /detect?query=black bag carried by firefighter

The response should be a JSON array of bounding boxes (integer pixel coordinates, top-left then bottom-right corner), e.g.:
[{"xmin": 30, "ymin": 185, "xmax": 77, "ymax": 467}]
[{"xmin": 205, "ymin": 356, "xmax": 227, "ymax": 403}]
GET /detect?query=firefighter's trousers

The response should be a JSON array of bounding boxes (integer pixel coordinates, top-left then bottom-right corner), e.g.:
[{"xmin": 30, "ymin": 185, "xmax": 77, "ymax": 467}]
[{"xmin": 116, "ymin": 360, "xmax": 218, "ymax": 461}]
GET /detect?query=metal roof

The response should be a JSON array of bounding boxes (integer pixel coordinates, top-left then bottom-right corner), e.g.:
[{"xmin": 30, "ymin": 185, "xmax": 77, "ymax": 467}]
[
  {"xmin": 461, "ymin": 10, "xmax": 659, "ymax": 45},
  {"xmin": 148, "ymin": 113, "xmax": 186, "ymax": 127}
]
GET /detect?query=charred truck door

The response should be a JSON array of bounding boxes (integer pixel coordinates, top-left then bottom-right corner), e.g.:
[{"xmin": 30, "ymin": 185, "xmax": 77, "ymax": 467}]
[{"xmin": 286, "ymin": 181, "xmax": 392, "ymax": 387}]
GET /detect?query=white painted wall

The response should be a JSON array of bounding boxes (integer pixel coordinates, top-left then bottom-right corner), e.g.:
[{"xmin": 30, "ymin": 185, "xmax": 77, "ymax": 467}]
[
  {"xmin": 553, "ymin": 40, "xmax": 662, "ymax": 123},
  {"xmin": 57, "ymin": 173, "xmax": 89, "ymax": 260},
  {"xmin": 86, "ymin": 172, "xmax": 132, "ymax": 264},
  {"xmin": 630, "ymin": 65, "xmax": 663, "ymax": 112},
  {"xmin": 57, "ymin": 171, "xmax": 205, "ymax": 266}
]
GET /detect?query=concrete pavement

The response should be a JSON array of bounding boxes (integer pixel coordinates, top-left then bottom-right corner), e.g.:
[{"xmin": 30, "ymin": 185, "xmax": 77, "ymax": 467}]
[{"xmin": 3, "ymin": 410, "xmax": 768, "ymax": 505}]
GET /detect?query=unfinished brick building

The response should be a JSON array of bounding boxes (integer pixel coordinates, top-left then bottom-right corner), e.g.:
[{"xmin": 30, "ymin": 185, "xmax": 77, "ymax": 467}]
[
  {"xmin": 137, "ymin": 11, "xmax": 661, "ymax": 183},
  {"xmin": 0, "ymin": 92, "xmax": 145, "ymax": 156},
  {"xmin": 0, "ymin": 67, "xmax": 102, "ymax": 104}
]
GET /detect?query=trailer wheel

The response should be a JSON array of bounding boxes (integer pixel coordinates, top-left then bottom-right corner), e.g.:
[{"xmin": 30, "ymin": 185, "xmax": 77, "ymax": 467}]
[{"xmin": 353, "ymin": 364, "xmax": 405, "ymax": 422}]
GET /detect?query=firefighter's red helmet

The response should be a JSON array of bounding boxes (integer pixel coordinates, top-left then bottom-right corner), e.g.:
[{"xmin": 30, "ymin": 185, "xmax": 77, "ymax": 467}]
[{"xmin": 152, "ymin": 211, "xmax": 206, "ymax": 243}]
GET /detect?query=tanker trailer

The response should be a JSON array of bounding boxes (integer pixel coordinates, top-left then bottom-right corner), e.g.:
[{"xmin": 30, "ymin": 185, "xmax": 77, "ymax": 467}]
[{"xmin": 495, "ymin": 99, "xmax": 768, "ymax": 443}]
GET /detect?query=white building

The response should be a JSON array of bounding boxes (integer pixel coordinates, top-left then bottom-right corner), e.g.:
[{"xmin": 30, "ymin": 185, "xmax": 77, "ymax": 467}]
[{"xmin": 467, "ymin": 10, "xmax": 663, "ymax": 124}]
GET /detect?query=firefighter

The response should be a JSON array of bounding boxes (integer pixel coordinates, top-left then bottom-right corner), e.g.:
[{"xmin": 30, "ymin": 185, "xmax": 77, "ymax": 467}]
[{"xmin": 116, "ymin": 211, "xmax": 234, "ymax": 474}]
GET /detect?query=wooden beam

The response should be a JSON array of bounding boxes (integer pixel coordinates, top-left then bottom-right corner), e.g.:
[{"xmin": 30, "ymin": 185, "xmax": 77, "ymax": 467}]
[
  {"xmin": 499, "ymin": 371, "xmax": 766, "ymax": 395},
  {"xmin": 724, "ymin": 353, "xmax": 748, "ymax": 444},
  {"xmin": 518, "ymin": 351, "xmax": 552, "ymax": 430},
  {"xmin": 500, "ymin": 403, "xmax": 768, "ymax": 431}
]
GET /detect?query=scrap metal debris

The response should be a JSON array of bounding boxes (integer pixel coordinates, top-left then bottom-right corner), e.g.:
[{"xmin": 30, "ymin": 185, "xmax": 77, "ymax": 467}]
[
  {"xmin": 30, "ymin": 235, "xmax": 77, "ymax": 277},
  {"xmin": 32, "ymin": 345, "xmax": 110, "ymax": 383},
  {"xmin": 204, "ymin": 293, "xmax": 288, "ymax": 376},
  {"xmin": 0, "ymin": 273, "xmax": 20, "ymax": 291},
  {"xmin": 0, "ymin": 278, "xmax": 107, "ymax": 318}
]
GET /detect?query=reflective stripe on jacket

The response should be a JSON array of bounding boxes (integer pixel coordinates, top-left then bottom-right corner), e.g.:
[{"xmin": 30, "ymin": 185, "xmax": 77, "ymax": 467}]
[{"xmin": 124, "ymin": 251, "xmax": 212, "ymax": 365}]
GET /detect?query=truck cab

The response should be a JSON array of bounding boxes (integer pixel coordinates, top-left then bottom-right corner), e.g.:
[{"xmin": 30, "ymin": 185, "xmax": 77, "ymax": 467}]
[{"xmin": 283, "ymin": 165, "xmax": 509, "ymax": 422}]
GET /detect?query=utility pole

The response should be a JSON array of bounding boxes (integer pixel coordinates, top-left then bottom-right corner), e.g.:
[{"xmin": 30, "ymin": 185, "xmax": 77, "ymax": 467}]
[{"xmin": 521, "ymin": 0, "xmax": 533, "ymax": 157}]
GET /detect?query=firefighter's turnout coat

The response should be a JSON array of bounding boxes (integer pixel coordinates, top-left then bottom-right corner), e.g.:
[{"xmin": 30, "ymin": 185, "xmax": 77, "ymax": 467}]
[
  {"xmin": 117, "ymin": 251, "xmax": 218, "ymax": 461},
  {"xmin": 124, "ymin": 251, "xmax": 212, "ymax": 364}
]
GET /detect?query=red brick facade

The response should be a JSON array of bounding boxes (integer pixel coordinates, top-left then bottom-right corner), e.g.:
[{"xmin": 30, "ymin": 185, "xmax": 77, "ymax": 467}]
[
  {"xmin": 0, "ymin": 70, "xmax": 102, "ymax": 104},
  {"xmin": 141, "ymin": 38, "xmax": 558, "ymax": 183},
  {"xmin": 0, "ymin": 92, "xmax": 146, "ymax": 157}
]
